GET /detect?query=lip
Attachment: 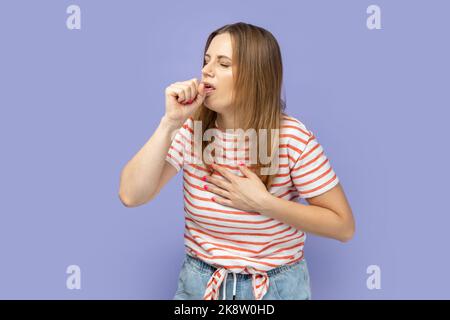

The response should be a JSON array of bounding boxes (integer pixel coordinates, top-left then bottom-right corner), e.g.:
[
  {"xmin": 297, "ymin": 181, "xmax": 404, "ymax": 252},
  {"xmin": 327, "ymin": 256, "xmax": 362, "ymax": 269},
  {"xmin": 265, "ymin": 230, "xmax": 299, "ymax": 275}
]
[
  {"xmin": 205, "ymin": 90, "xmax": 215, "ymax": 97},
  {"xmin": 202, "ymin": 81, "xmax": 216, "ymax": 89},
  {"xmin": 203, "ymin": 82, "xmax": 216, "ymax": 95}
]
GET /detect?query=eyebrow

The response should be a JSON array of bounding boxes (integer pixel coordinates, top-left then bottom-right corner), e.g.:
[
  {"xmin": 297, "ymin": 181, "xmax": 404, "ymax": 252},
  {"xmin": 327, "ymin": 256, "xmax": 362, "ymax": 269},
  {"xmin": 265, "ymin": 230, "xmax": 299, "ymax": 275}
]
[{"xmin": 204, "ymin": 54, "xmax": 231, "ymax": 61}]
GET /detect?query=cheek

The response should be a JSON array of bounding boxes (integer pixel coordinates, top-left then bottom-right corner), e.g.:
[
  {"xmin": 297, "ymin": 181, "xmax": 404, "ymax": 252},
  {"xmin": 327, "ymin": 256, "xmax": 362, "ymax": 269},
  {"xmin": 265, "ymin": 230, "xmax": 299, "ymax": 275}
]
[{"xmin": 221, "ymin": 76, "xmax": 234, "ymax": 94}]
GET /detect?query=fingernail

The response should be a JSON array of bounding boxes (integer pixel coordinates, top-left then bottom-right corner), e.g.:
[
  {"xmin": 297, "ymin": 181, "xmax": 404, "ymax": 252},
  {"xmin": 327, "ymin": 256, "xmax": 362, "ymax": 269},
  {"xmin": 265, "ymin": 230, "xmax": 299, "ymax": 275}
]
[
  {"xmin": 201, "ymin": 176, "xmax": 206, "ymax": 181},
  {"xmin": 211, "ymin": 197, "xmax": 215, "ymax": 201},
  {"xmin": 239, "ymin": 162, "xmax": 244, "ymax": 166},
  {"xmin": 204, "ymin": 185, "xmax": 208, "ymax": 190}
]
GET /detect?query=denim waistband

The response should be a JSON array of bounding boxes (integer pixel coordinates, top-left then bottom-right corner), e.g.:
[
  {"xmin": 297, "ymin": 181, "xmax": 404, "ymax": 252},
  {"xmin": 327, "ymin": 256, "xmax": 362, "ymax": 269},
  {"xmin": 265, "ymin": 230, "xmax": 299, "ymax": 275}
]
[{"xmin": 185, "ymin": 253, "xmax": 304, "ymax": 280}]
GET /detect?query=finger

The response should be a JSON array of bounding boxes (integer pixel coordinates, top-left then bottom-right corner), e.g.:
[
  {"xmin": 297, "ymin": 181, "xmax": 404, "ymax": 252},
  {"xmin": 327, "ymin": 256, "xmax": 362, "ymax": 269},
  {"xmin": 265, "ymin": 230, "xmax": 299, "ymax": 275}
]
[
  {"xmin": 190, "ymin": 82, "xmax": 206, "ymax": 105},
  {"xmin": 211, "ymin": 163, "xmax": 236, "ymax": 182},
  {"xmin": 204, "ymin": 184, "xmax": 231, "ymax": 199},
  {"xmin": 196, "ymin": 82, "xmax": 206, "ymax": 98},
  {"xmin": 190, "ymin": 79, "xmax": 198, "ymax": 97},
  {"xmin": 172, "ymin": 84, "xmax": 192, "ymax": 102},
  {"xmin": 186, "ymin": 80, "xmax": 197, "ymax": 103},
  {"xmin": 166, "ymin": 84, "xmax": 183, "ymax": 99},
  {"xmin": 205, "ymin": 175, "xmax": 232, "ymax": 191},
  {"xmin": 237, "ymin": 162, "xmax": 256, "ymax": 178},
  {"xmin": 211, "ymin": 196, "xmax": 233, "ymax": 207},
  {"xmin": 171, "ymin": 85, "xmax": 186, "ymax": 102},
  {"xmin": 176, "ymin": 83, "xmax": 192, "ymax": 101},
  {"xmin": 183, "ymin": 82, "xmax": 193, "ymax": 101}
]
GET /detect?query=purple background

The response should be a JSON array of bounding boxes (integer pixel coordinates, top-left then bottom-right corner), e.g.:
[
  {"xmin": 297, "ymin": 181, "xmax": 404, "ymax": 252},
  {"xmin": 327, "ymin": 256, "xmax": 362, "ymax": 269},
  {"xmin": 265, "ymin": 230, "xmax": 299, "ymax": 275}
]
[{"xmin": 1, "ymin": 0, "xmax": 449, "ymax": 299}]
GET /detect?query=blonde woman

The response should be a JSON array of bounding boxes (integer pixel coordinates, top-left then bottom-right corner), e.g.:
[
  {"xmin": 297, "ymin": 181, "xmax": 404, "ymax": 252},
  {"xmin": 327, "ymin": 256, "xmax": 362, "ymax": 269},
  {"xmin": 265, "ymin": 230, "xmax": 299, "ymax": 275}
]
[{"xmin": 119, "ymin": 22, "xmax": 355, "ymax": 300}]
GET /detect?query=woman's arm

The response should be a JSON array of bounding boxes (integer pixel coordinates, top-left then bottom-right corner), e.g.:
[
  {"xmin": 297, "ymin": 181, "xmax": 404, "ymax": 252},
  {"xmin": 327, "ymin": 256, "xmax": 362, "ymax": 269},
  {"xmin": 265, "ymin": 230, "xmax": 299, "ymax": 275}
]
[
  {"xmin": 205, "ymin": 163, "xmax": 355, "ymax": 243},
  {"xmin": 257, "ymin": 183, "xmax": 355, "ymax": 242},
  {"xmin": 119, "ymin": 78, "xmax": 206, "ymax": 207},
  {"xmin": 118, "ymin": 116, "xmax": 180, "ymax": 207}
]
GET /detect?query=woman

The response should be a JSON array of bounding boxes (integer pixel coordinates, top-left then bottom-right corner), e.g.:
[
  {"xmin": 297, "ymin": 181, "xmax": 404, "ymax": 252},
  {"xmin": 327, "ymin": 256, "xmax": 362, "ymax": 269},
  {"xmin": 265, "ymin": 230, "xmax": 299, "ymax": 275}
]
[{"xmin": 119, "ymin": 22, "xmax": 355, "ymax": 300}]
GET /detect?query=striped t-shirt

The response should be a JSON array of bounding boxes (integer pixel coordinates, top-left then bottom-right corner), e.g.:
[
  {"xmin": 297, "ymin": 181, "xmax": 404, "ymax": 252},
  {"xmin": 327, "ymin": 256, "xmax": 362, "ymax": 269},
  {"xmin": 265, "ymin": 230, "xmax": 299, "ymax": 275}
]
[{"xmin": 165, "ymin": 114, "xmax": 339, "ymax": 300}]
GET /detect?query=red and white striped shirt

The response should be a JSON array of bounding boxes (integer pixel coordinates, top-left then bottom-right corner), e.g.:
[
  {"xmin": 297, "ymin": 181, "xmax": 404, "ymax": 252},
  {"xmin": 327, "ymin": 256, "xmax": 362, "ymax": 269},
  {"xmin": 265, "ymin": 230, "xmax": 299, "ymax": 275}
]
[{"xmin": 165, "ymin": 114, "xmax": 339, "ymax": 300}]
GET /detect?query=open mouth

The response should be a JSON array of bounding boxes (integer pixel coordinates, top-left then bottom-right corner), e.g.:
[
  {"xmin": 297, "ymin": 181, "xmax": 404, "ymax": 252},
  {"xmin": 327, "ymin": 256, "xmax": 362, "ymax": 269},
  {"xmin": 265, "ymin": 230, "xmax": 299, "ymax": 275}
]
[{"xmin": 203, "ymin": 83, "xmax": 216, "ymax": 94}]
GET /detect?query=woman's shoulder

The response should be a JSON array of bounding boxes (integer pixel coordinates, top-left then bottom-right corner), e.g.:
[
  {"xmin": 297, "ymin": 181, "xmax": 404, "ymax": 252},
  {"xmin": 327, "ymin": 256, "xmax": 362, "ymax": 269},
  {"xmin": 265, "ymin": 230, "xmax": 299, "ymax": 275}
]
[{"xmin": 281, "ymin": 113, "xmax": 312, "ymax": 145}]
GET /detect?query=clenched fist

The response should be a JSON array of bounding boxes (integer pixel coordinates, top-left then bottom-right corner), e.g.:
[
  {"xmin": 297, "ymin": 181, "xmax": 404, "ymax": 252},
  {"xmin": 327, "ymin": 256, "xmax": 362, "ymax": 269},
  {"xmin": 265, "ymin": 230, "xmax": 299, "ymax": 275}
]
[{"xmin": 164, "ymin": 78, "xmax": 206, "ymax": 128}]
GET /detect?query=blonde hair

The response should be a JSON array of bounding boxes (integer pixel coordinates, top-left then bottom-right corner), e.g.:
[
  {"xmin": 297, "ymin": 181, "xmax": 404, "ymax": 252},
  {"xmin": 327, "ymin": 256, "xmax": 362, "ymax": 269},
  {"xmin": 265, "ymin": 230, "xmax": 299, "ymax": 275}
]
[{"xmin": 193, "ymin": 22, "xmax": 287, "ymax": 190}]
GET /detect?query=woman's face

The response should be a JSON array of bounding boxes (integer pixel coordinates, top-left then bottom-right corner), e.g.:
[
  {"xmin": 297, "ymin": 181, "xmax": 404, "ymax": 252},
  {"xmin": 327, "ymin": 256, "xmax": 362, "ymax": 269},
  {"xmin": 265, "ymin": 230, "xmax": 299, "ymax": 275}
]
[{"xmin": 201, "ymin": 32, "xmax": 234, "ymax": 112}]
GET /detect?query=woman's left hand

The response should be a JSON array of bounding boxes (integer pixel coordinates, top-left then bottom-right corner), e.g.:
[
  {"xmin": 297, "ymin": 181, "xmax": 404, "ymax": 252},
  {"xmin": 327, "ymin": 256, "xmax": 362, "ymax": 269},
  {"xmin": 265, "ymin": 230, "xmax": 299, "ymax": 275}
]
[{"xmin": 202, "ymin": 162, "xmax": 272, "ymax": 212}]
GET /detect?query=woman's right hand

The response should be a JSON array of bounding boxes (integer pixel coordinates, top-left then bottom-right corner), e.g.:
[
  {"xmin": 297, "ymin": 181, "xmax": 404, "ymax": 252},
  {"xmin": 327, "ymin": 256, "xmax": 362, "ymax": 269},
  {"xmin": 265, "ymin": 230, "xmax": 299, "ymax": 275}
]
[{"xmin": 164, "ymin": 78, "xmax": 206, "ymax": 128}]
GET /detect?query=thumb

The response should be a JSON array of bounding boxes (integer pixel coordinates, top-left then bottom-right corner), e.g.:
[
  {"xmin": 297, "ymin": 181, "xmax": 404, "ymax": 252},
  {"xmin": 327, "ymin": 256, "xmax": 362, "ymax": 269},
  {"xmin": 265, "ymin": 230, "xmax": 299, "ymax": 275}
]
[{"xmin": 193, "ymin": 82, "xmax": 207, "ymax": 104}]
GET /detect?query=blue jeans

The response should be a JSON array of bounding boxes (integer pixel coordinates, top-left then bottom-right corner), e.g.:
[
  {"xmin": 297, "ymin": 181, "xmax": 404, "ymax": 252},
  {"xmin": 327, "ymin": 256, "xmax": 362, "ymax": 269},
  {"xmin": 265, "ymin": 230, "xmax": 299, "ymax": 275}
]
[{"xmin": 173, "ymin": 254, "xmax": 312, "ymax": 300}]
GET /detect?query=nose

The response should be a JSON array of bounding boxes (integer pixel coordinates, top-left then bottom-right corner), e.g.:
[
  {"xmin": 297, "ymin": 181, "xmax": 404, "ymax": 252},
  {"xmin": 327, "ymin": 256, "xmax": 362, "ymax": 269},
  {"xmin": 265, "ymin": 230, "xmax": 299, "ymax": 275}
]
[{"xmin": 202, "ymin": 62, "xmax": 214, "ymax": 78}]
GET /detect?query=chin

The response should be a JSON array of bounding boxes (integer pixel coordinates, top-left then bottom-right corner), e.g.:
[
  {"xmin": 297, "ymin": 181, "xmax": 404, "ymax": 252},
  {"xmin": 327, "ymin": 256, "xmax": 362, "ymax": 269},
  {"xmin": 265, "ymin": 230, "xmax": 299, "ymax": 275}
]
[
  {"xmin": 203, "ymin": 100, "xmax": 231, "ymax": 113},
  {"xmin": 203, "ymin": 102, "xmax": 221, "ymax": 112}
]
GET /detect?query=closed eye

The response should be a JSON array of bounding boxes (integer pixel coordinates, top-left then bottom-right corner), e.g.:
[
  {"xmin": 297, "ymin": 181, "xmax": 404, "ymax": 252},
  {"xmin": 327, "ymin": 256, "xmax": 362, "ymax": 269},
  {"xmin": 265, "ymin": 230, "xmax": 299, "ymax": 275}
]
[{"xmin": 204, "ymin": 60, "xmax": 230, "ymax": 68}]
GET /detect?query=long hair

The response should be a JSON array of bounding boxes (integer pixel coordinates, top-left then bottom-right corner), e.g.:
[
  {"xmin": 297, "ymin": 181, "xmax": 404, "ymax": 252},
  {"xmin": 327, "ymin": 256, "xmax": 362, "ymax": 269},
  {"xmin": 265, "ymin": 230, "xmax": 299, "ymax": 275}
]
[{"xmin": 192, "ymin": 22, "xmax": 287, "ymax": 190}]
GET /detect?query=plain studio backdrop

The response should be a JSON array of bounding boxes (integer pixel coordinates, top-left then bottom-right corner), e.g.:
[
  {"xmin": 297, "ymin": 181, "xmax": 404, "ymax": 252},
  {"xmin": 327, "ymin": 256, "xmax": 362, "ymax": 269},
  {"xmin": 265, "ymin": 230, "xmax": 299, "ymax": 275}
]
[{"xmin": 0, "ymin": 0, "xmax": 449, "ymax": 299}]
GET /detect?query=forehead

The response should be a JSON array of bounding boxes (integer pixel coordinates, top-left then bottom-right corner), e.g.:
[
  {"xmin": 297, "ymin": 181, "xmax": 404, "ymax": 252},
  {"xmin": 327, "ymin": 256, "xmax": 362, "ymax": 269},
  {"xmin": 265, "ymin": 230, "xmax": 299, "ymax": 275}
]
[{"xmin": 205, "ymin": 33, "xmax": 232, "ymax": 57}]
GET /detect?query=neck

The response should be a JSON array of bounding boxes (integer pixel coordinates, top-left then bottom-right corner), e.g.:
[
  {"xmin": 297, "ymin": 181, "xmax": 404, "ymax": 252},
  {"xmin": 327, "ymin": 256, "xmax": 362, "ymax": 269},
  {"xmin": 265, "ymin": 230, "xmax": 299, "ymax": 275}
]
[{"xmin": 216, "ymin": 112, "xmax": 236, "ymax": 130}]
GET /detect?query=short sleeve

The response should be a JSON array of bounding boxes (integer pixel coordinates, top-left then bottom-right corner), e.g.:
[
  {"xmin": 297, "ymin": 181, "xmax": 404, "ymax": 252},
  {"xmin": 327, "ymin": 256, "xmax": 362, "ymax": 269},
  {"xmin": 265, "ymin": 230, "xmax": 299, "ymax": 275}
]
[
  {"xmin": 289, "ymin": 130, "xmax": 339, "ymax": 198},
  {"xmin": 165, "ymin": 118, "xmax": 193, "ymax": 172}
]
